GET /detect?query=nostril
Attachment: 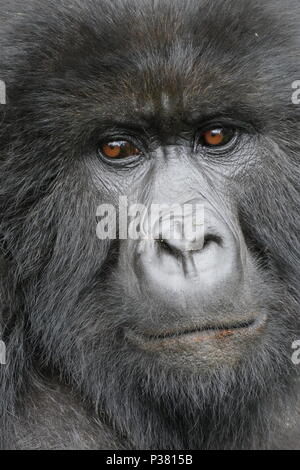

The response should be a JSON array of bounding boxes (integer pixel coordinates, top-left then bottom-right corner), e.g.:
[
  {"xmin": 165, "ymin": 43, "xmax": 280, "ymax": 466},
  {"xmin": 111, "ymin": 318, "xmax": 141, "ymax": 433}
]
[
  {"xmin": 156, "ymin": 232, "xmax": 223, "ymax": 258},
  {"xmin": 157, "ymin": 237, "xmax": 183, "ymax": 259},
  {"xmin": 203, "ymin": 234, "xmax": 223, "ymax": 250}
]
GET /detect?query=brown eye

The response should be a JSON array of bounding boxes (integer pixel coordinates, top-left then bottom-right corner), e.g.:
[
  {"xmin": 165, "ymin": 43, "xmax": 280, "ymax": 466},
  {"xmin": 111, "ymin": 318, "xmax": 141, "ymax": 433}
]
[
  {"xmin": 100, "ymin": 140, "xmax": 141, "ymax": 159},
  {"xmin": 201, "ymin": 127, "xmax": 235, "ymax": 147}
]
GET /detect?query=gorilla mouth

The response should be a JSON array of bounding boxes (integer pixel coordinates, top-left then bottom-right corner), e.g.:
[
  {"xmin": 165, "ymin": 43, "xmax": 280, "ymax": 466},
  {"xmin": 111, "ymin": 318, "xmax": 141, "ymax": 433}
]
[
  {"xmin": 143, "ymin": 319, "xmax": 256, "ymax": 339},
  {"xmin": 127, "ymin": 313, "xmax": 267, "ymax": 344}
]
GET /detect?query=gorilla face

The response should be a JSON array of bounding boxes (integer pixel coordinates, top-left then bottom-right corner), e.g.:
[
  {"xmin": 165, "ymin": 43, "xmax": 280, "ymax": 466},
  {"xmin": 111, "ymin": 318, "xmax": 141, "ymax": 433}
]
[
  {"xmin": 1, "ymin": 0, "xmax": 300, "ymax": 450},
  {"xmin": 95, "ymin": 126, "xmax": 269, "ymax": 372}
]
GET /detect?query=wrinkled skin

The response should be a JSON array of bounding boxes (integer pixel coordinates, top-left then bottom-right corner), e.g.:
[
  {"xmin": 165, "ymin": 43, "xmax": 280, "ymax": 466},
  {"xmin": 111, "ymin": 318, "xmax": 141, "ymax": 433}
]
[{"xmin": 0, "ymin": 0, "xmax": 300, "ymax": 450}]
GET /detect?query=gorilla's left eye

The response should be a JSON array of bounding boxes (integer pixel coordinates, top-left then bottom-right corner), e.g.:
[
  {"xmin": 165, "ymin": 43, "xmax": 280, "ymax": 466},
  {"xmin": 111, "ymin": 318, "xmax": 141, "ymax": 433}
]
[
  {"xmin": 200, "ymin": 127, "xmax": 235, "ymax": 148},
  {"xmin": 99, "ymin": 140, "xmax": 141, "ymax": 160}
]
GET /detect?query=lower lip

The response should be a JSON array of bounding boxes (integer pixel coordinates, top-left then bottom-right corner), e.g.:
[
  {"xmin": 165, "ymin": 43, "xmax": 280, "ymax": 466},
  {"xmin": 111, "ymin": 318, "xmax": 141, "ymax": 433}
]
[{"xmin": 125, "ymin": 313, "xmax": 267, "ymax": 350}]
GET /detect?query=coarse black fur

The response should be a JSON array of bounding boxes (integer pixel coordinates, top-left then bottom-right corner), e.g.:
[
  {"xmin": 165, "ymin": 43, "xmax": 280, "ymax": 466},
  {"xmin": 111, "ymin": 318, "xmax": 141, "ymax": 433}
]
[{"xmin": 0, "ymin": 0, "xmax": 300, "ymax": 449}]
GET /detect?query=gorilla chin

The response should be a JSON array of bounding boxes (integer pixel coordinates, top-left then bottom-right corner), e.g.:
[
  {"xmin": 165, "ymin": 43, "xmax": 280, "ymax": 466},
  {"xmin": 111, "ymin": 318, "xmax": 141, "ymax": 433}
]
[{"xmin": 0, "ymin": 0, "xmax": 300, "ymax": 451}]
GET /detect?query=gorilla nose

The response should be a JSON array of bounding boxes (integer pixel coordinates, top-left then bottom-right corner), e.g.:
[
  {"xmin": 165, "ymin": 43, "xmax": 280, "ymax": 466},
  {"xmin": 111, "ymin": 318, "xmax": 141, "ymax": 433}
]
[
  {"xmin": 135, "ymin": 209, "xmax": 242, "ymax": 303},
  {"xmin": 155, "ymin": 220, "xmax": 223, "ymax": 277}
]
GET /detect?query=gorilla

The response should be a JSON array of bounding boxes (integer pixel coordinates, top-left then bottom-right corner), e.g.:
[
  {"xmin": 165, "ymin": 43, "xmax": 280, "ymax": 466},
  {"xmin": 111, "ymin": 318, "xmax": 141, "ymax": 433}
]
[{"xmin": 0, "ymin": 0, "xmax": 300, "ymax": 450}]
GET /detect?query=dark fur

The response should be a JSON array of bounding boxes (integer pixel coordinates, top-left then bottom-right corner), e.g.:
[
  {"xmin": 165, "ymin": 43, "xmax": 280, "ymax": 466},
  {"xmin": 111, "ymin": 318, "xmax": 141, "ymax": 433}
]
[{"xmin": 0, "ymin": 0, "xmax": 300, "ymax": 449}]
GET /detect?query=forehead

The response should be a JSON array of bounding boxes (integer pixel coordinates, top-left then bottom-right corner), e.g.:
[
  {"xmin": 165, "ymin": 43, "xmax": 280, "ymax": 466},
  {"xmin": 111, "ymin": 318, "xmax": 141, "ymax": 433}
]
[
  {"xmin": 85, "ymin": 2, "xmax": 284, "ymax": 116},
  {"xmin": 28, "ymin": 0, "xmax": 295, "ymax": 129}
]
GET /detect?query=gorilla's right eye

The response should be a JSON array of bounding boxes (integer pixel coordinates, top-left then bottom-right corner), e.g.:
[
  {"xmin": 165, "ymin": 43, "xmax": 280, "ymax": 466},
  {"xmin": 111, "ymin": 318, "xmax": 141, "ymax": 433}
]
[
  {"xmin": 200, "ymin": 127, "xmax": 236, "ymax": 148},
  {"xmin": 99, "ymin": 140, "xmax": 141, "ymax": 160}
]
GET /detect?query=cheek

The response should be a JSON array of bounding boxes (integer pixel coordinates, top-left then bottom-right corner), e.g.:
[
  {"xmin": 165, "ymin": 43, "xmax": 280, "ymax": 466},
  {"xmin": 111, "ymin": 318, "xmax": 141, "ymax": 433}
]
[{"xmin": 87, "ymin": 155, "xmax": 152, "ymax": 204}]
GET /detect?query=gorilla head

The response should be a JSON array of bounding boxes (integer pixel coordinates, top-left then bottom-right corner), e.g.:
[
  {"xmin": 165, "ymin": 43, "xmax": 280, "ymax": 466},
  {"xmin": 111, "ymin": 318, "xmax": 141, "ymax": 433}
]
[{"xmin": 0, "ymin": 0, "xmax": 300, "ymax": 450}]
